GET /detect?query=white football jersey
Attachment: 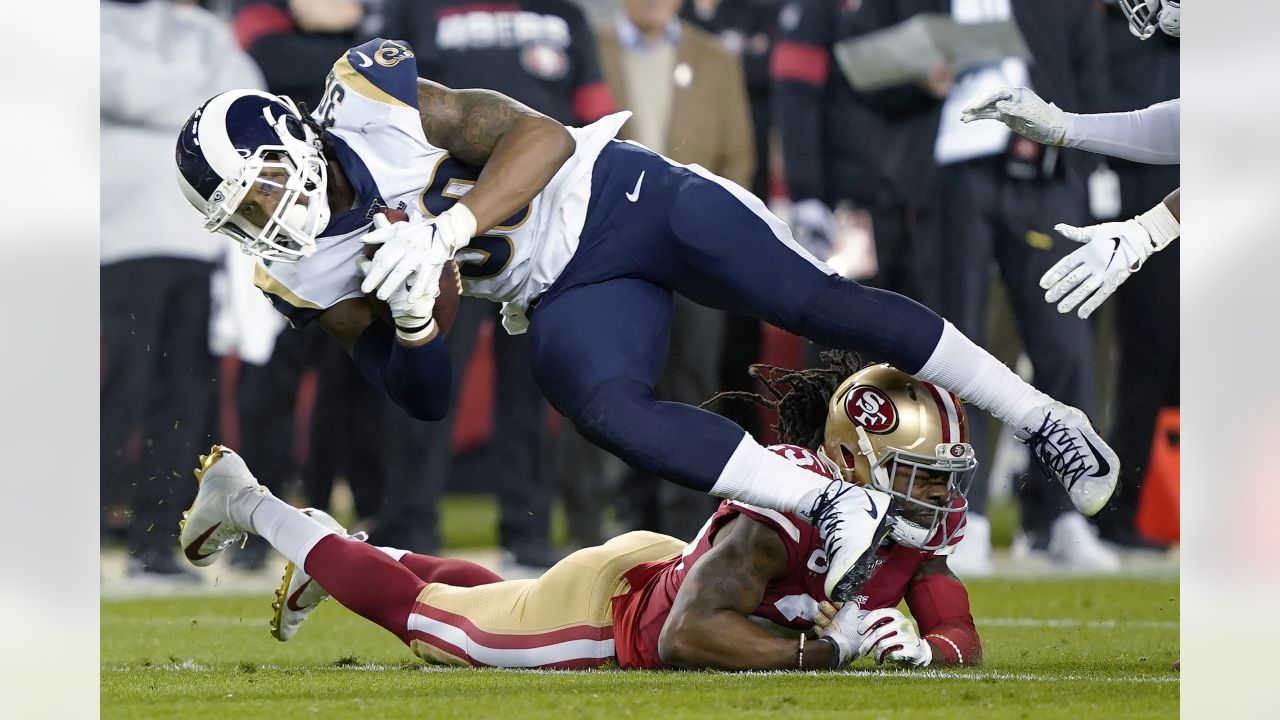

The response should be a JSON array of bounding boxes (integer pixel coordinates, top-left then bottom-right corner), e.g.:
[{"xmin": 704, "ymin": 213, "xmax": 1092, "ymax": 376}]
[{"xmin": 254, "ymin": 38, "xmax": 627, "ymax": 332}]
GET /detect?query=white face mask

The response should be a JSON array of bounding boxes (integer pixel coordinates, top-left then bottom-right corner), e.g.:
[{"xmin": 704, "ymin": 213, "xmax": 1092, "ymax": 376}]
[
  {"xmin": 1119, "ymin": 0, "xmax": 1180, "ymax": 40},
  {"xmin": 204, "ymin": 105, "xmax": 331, "ymax": 263},
  {"xmin": 846, "ymin": 427, "xmax": 977, "ymax": 552}
]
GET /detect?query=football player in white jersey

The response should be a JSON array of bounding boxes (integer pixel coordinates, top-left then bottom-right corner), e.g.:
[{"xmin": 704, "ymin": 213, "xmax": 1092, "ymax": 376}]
[
  {"xmin": 176, "ymin": 37, "xmax": 1119, "ymax": 602},
  {"xmin": 960, "ymin": 0, "xmax": 1181, "ymax": 319}
]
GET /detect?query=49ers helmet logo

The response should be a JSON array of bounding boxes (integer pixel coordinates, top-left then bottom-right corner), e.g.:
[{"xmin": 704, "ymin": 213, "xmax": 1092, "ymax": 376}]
[{"xmin": 844, "ymin": 386, "xmax": 898, "ymax": 434}]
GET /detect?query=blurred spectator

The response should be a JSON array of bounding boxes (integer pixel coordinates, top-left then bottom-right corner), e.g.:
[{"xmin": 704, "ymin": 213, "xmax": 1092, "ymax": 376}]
[
  {"xmin": 1091, "ymin": 1, "xmax": 1179, "ymax": 550},
  {"xmin": 571, "ymin": 0, "xmax": 754, "ymax": 540},
  {"xmin": 233, "ymin": 0, "xmax": 386, "ymax": 106},
  {"xmin": 843, "ymin": 0, "xmax": 1116, "ymax": 572},
  {"xmin": 227, "ymin": 0, "xmax": 438, "ymax": 562},
  {"xmin": 101, "ymin": 0, "xmax": 264, "ymax": 580},
  {"xmin": 772, "ymin": 0, "xmax": 918, "ymax": 298},
  {"xmin": 383, "ymin": 0, "xmax": 617, "ymax": 572},
  {"xmin": 680, "ymin": 0, "xmax": 778, "ymax": 199}
]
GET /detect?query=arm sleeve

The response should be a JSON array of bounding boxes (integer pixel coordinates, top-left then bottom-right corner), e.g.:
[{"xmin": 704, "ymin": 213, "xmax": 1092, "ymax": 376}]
[
  {"xmin": 1062, "ymin": 99, "xmax": 1181, "ymax": 164},
  {"xmin": 352, "ymin": 321, "xmax": 453, "ymax": 421},
  {"xmin": 565, "ymin": 4, "xmax": 617, "ymax": 124},
  {"xmin": 770, "ymin": 0, "xmax": 832, "ymax": 201},
  {"xmin": 905, "ymin": 573, "xmax": 982, "ymax": 666}
]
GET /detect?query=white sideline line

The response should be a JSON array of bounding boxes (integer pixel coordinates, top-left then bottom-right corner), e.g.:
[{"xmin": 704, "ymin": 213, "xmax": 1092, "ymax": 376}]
[
  {"xmin": 105, "ymin": 663, "xmax": 1179, "ymax": 684},
  {"xmin": 976, "ymin": 617, "xmax": 1178, "ymax": 630},
  {"xmin": 825, "ymin": 670, "xmax": 1178, "ymax": 684}
]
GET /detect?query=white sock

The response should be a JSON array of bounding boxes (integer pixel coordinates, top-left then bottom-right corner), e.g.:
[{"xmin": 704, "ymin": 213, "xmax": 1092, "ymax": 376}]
[
  {"xmin": 915, "ymin": 321, "xmax": 1051, "ymax": 427},
  {"xmin": 239, "ymin": 494, "xmax": 337, "ymax": 569},
  {"xmin": 709, "ymin": 435, "xmax": 835, "ymax": 516}
]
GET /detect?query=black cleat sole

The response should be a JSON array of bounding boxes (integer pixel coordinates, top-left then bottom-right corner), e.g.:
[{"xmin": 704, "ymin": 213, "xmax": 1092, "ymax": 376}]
[{"xmin": 828, "ymin": 514, "xmax": 895, "ymax": 602}]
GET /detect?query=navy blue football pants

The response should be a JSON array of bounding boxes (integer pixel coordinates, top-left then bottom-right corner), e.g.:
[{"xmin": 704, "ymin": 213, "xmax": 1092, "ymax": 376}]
[{"xmin": 528, "ymin": 142, "xmax": 944, "ymax": 493}]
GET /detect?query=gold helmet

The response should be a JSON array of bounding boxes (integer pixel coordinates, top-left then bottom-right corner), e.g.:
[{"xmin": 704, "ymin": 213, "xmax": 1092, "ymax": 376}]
[{"xmin": 820, "ymin": 364, "xmax": 977, "ymax": 551}]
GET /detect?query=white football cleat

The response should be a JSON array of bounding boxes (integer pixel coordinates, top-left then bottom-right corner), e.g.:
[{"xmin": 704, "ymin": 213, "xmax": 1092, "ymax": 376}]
[
  {"xmin": 178, "ymin": 446, "xmax": 267, "ymax": 567},
  {"xmin": 270, "ymin": 508, "xmax": 368, "ymax": 642},
  {"xmin": 804, "ymin": 481, "xmax": 895, "ymax": 602},
  {"xmin": 1015, "ymin": 403, "xmax": 1119, "ymax": 517}
]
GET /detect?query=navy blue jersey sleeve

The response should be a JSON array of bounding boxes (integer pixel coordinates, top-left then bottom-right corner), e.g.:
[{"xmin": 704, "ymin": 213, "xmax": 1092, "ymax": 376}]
[{"xmin": 353, "ymin": 321, "xmax": 452, "ymax": 421}]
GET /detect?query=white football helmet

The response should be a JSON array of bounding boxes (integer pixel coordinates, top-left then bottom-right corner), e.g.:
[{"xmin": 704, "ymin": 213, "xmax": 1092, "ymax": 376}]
[
  {"xmin": 175, "ymin": 90, "xmax": 330, "ymax": 262},
  {"xmin": 1118, "ymin": 0, "xmax": 1180, "ymax": 40},
  {"xmin": 820, "ymin": 365, "xmax": 977, "ymax": 552}
]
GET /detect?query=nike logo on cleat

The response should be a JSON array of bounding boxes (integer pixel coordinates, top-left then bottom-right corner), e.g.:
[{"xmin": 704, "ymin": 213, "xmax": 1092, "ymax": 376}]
[
  {"xmin": 1080, "ymin": 434, "xmax": 1112, "ymax": 479},
  {"xmin": 861, "ymin": 488, "xmax": 880, "ymax": 519},
  {"xmin": 183, "ymin": 522, "xmax": 222, "ymax": 561},
  {"xmin": 286, "ymin": 578, "xmax": 314, "ymax": 612},
  {"xmin": 625, "ymin": 171, "xmax": 645, "ymax": 202}
]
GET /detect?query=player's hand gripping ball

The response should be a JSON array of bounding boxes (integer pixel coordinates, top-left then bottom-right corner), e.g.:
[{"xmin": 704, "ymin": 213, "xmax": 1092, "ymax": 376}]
[{"xmin": 365, "ymin": 208, "xmax": 462, "ymax": 335}]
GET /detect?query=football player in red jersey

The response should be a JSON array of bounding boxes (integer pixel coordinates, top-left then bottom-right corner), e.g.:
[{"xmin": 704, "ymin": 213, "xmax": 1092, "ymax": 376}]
[{"xmin": 179, "ymin": 354, "xmax": 980, "ymax": 670}]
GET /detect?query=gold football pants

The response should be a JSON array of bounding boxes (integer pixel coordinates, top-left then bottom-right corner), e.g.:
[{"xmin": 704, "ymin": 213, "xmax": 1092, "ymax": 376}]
[{"xmin": 406, "ymin": 531, "xmax": 683, "ymax": 668}]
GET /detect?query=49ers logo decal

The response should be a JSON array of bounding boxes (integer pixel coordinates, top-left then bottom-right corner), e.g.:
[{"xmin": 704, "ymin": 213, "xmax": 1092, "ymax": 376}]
[{"xmin": 845, "ymin": 386, "xmax": 898, "ymax": 434}]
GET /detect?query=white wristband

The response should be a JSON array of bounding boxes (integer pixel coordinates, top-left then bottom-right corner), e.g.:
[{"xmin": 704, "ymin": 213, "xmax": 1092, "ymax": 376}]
[
  {"xmin": 438, "ymin": 204, "xmax": 478, "ymax": 255},
  {"xmin": 396, "ymin": 318, "xmax": 436, "ymax": 344},
  {"xmin": 1135, "ymin": 201, "xmax": 1180, "ymax": 251}
]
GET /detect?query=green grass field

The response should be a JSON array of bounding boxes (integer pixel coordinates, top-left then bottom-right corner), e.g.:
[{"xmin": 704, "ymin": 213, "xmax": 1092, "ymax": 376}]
[{"xmin": 101, "ymin": 576, "xmax": 1178, "ymax": 719}]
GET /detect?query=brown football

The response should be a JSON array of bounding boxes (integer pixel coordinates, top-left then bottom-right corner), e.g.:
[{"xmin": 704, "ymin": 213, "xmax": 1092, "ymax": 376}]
[{"xmin": 367, "ymin": 208, "xmax": 462, "ymax": 336}]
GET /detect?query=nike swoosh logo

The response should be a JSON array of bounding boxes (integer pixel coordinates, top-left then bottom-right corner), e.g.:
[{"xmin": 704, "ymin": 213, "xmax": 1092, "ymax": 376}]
[
  {"xmin": 286, "ymin": 576, "xmax": 314, "ymax": 612},
  {"xmin": 1080, "ymin": 434, "xmax": 1112, "ymax": 479},
  {"xmin": 625, "ymin": 171, "xmax": 645, "ymax": 202},
  {"xmin": 183, "ymin": 522, "xmax": 222, "ymax": 561},
  {"xmin": 861, "ymin": 488, "xmax": 880, "ymax": 519},
  {"xmin": 353, "ymin": 51, "xmax": 373, "ymax": 68}
]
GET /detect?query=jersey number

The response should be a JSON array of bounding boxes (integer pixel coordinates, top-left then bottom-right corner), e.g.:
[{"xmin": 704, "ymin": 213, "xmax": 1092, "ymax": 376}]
[
  {"xmin": 419, "ymin": 157, "xmax": 531, "ymax": 280},
  {"xmin": 317, "ymin": 72, "xmax": 345, "ymax": 129}
]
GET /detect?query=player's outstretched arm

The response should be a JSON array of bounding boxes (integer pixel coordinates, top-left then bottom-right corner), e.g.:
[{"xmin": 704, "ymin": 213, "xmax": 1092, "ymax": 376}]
[
  {"xmin": 962, "ymin": 90, "xmax": 1180, "ymax": 165},
  {"xmin": 417, "ymin": 79, "xmax": 577, "ymax": 236},
  {"xmin": 903, "ymin": 557, "xmax": 982, "ymax": 666},
  {"xmin": 1041, "ymin": 185, "xmax": 1180, "ymax": 319},
  {"xmin": 659, "ymin": 516, "xmax": 838, "ymax": 671}
]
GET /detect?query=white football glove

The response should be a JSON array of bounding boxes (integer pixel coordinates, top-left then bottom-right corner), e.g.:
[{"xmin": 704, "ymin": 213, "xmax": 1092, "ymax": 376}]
[
  {"xmin": 854, "ymin": 608, "xmax": 932, "ymax": 667},
  {"xmin": 359, "ymin": 205, "xmax": 476, "ymax": 304},
  {"xmin": 812, "ymin": 600, "xmax": 867, "ymax": 668},
  {"xmin": 960, "ymin": 87, "xmax": 1067, "ymax": 146},
  {"xmin": 1040, "ymin": 202, "xmax": 1179, "ymax": 319},
  {"xmin": 791, "ymin": 199, "xmax": 836, "ymax": 260},
  {"xmin": 356, "ymin": 255, "xmax": 437, "ymax": 342}
]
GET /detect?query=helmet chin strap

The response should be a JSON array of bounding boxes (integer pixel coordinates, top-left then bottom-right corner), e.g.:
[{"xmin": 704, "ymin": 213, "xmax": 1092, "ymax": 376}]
[{"xmin": 854, "ymin": 426, "xmax": 894, "ymax": 492}]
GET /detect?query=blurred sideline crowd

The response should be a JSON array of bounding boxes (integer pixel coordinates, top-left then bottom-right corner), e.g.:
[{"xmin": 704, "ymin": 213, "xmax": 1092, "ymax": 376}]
[{"xmin": 101, "ymin": 0, "xmax": 1179, "ymax": 583}]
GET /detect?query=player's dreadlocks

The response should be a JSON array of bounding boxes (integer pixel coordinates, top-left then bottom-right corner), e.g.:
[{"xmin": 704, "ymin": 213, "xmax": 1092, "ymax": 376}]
[{"xmin": 703, "ymin": 350, "xmax": 868, "ymax": 451}]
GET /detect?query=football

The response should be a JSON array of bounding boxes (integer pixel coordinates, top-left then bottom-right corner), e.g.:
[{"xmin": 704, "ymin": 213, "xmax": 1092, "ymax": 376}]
[{"xmin": 367, "ymin": 208, "xmax": 462, "ymax": 336}]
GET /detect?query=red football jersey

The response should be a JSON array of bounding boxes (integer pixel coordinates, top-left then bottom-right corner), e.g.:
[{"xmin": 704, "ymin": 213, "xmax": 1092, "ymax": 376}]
[{"xmin": 610, "ymin": 444, "xmax": 965, "ymax": 669}]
